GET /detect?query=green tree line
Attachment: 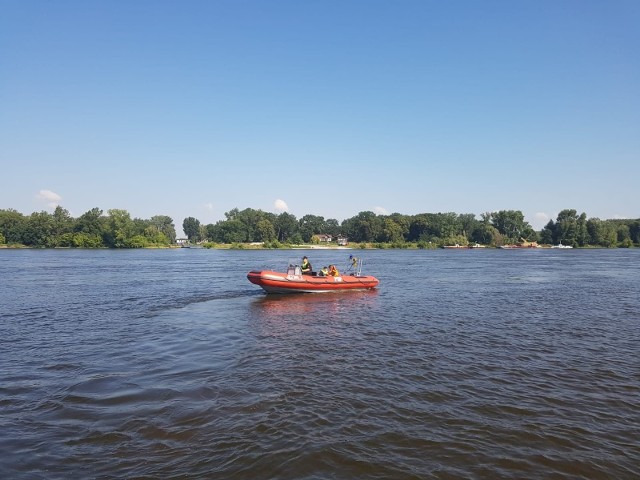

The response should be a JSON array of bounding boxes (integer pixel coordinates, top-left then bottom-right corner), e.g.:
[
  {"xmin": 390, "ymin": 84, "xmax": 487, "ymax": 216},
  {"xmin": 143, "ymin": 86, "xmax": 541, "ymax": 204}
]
[
  {"xmin": 1, "ymin": 206, "xmax": 638, "ymax": 248},
  {"xmin": 196, "ymin": 207, "xmax": 638, "ymax": 248},
  {"xmin": 0, "ymin": 207, "xmax": 176, "ymax": 248}
]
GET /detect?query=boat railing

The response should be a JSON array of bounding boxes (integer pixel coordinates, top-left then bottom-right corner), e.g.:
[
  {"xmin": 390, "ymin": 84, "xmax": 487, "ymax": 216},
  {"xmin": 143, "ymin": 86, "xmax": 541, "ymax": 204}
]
[
  {"xmin": 287, "ymin": 257, "xmax": 366, "ymax": 277},
  {"xmin": 344, "ymin": 257, "xmax": 363, "ymax": 276}
]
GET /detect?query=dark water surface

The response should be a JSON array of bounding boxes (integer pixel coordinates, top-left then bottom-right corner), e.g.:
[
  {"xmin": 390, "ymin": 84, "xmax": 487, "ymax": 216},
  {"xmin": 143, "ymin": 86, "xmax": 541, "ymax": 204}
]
[{"xmin": 1, "ymin": 248, "xmax": 639, "ymax": 479}]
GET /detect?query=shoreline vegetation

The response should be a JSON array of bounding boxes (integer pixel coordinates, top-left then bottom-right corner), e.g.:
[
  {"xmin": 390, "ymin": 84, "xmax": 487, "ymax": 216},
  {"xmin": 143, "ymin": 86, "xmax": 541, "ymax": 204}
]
[
  {"xmin": 0, "ymin": 242, "xmax": 634, "ymax": 250},
  {"xmin": 1, "ymin": 206, "xmax": 638, "ymax": 249}
]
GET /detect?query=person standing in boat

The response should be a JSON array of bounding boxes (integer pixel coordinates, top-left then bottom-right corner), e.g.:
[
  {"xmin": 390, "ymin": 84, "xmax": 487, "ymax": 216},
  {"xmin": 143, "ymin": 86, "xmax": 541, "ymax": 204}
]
[
  {"xmin": 301, "ymin": 256, "xmax": 313, "ymax": 275},
  {"xmin": 346, "ymin": 255, "xmax": 358, "ymax": 273}
]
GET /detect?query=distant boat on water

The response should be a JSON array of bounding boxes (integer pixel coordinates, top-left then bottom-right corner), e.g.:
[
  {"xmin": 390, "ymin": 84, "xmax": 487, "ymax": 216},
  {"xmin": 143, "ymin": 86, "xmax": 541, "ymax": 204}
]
[
  {"xmin": 551, "ymin": 242, "xmax": 573, "ymax": 249},
  {"xmin": 443, "ymin": 243, "xmax": 486, "ymax": 249}
]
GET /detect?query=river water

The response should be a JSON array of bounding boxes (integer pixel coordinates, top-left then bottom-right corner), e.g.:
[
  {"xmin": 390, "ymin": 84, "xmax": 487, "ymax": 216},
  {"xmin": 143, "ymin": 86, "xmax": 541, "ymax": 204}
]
[{"xmin": 1, "ymin": 248, "xmax": 638, "ymax": 479}]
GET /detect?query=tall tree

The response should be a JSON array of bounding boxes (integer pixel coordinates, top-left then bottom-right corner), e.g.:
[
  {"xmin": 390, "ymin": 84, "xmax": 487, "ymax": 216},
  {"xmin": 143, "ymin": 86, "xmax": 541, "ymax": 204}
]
[
  {"xmin": 341, "ymin": 211, "xmax": 382, "ymax": 243},
  {"xmin": 540, "ymin": 220, "xmax": 556, "ymax": 244},
  {"xmin": 407, "ymin": 214, "xmax": 430, "ymax": 242},
  {"xmin": 51, "ymin": 206, "xmax": 73, "ymax": 240},
  {"xmin": 75, "ymin": 208, "xmax": 104, "ymax": 236},
  {"xmin": 183, "ymin": 217, "xmax": 201, "ymax": 242},
  {"xmin": 388, "ymin": 213, "xmax": 410, "ymax": 241},
  {"xmin": 324, "ymin": 218, "xmax": 341, "ymax": 237},
  {"xmin": 491, "ymin": 210, "xmax": 534, "ymax": 242},
  {"xmin": 224, "ymin": 208, "xmax": 240, "ymax": 221},
  {"xmin": 379, "ymin": 217, "xmax": 405, "ymax": 243},
  {"xmin": 587, "ymin": 218, "xmax": 617, "ymax": 247},
  {"xmin": 274, "ymin": 212, "xmax": 298, "ymax": 242},
  {"xmin": 555, "ymin": 209, "xmax": 579, "ymax": 246},
  {"xmin": 299, "ymin": 214, "xmax": 326, "ymax": 243},
  {"xmin": 471, "ymin": 222, "xmax": 500, "ymax": 245},
  {"xmin": 216, "ymin": 207, "xmax": 278, "ymax": 243},
  {"xmin": 576, "ymin": 213, "xmax": 588, "ymax": 247},
  {"xmin": 456, "ymin": 213, "xmax": 476, "ymax": 238},
  {"xmin": 616, "ymin": 224, "xmax": 631, "ymax": 247},
  {"xmin": 0, "ymin": 209, "xmax": 27, "ymax": 244},
  {"xmin": 23, "ymin": 211, "xmax": 54, "ymax": 247},
  {"xmin": 256, "ymin": 219, "xmax": 276, "ymax": 242},
  {"xmin": 223, "ymin": 221, "xmax": 242, "ymax": 242},
  {"xmin": 629, "ymin": 220, "xmax": 640, "ymax": 245},
  {"xmin": 106, "ymin": 209, "xmax": 134, "ymax": 247},
  {"xmin": 149, "ymin": 215, "xmax": 176, "ymax": 244}
]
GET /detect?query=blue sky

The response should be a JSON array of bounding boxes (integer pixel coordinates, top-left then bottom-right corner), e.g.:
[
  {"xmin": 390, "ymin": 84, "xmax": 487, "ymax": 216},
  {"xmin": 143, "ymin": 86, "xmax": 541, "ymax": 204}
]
[{"xmin": 2, "ymin": 1, "xmax": 639, "ymax": 234}]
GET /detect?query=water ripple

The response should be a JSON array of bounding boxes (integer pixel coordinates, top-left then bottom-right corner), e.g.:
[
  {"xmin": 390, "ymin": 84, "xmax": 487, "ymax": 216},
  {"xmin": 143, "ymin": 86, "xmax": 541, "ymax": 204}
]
[{"xmin": 1, "ymin": 249, "xmax": 639, "ymax": 478}]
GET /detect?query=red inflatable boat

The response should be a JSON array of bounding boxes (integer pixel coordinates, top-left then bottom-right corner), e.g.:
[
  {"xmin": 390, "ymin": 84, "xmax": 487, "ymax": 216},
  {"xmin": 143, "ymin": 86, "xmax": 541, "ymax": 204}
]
[{"xmin": 247, "ymin": 261, "xmax": 379, "ymax": 294}]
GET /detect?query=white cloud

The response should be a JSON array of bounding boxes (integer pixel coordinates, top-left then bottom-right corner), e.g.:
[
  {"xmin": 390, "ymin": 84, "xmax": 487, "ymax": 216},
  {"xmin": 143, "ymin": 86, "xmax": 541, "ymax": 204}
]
[
  {"xmin": 535, "ymin": 212, "xmax": 549, "ymax": 223},
  {"xmin": 36, "ymin": 189, "xmax": 62, "ymax": 209},
  {"xmin": 532, "ymin": 212, "xmax": 550, "ymax": 230},
  {"xmin": 373, "ymin": 206, "xmax": 388, "ymax": 215},
  {"xmin": 203, "ymin": 202, "xmax": 214, "ymax": 211},
  {"xmin": 274, "ymin": 199, "xmax": 289, "ymax": 212}
]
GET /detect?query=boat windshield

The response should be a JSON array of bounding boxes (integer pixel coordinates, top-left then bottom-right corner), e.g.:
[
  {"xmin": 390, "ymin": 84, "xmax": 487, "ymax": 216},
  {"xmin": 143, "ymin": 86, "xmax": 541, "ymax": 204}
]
[{"xmin": 287, "ymin": 261, "xmax": 301, "ymax": 276}]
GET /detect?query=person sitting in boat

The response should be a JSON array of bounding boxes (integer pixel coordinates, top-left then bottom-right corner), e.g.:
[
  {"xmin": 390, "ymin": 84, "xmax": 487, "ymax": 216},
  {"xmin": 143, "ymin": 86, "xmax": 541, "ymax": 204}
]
[
  {"xmin": 328, "ymin": 264, "xmax": 340, "ymax": 277},
  {"xmin": 301, "ymin": 256, "xmax": 313, "ymax": 275},
  {"xmin": 318, "ymin": 266, "xmax": 329, "ymax": 277}
]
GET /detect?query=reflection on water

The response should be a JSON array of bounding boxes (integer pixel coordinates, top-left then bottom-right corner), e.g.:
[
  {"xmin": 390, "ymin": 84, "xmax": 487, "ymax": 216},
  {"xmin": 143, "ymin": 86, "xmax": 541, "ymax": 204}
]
[
  {"xmin": 248, "ymin": 290, "xmax": 381, "ymax": 342},
  {"xmin": 252, "ymin": 289, "xmax": 379, "ymax": 316},
  {"xmin": 1, "ymin": 249, "xmax": 639, "ymax": 479}
]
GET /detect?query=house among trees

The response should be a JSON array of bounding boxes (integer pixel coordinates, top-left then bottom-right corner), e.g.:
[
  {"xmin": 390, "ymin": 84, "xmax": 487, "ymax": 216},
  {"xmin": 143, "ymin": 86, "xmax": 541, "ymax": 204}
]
[
  {"xmin": 337, "ymin": 235, "xmax": 348, "ymax": 246},
  {"xmin": 313, "ymin": 234, "xmax": 333, "ymax": 243}
]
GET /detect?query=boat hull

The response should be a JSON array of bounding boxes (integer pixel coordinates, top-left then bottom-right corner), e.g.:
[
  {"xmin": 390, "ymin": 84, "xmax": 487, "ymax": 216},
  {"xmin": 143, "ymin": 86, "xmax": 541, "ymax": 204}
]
[{"xmin": 247, "ymin": 270, "xmax": 379, "ymax": 294}]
